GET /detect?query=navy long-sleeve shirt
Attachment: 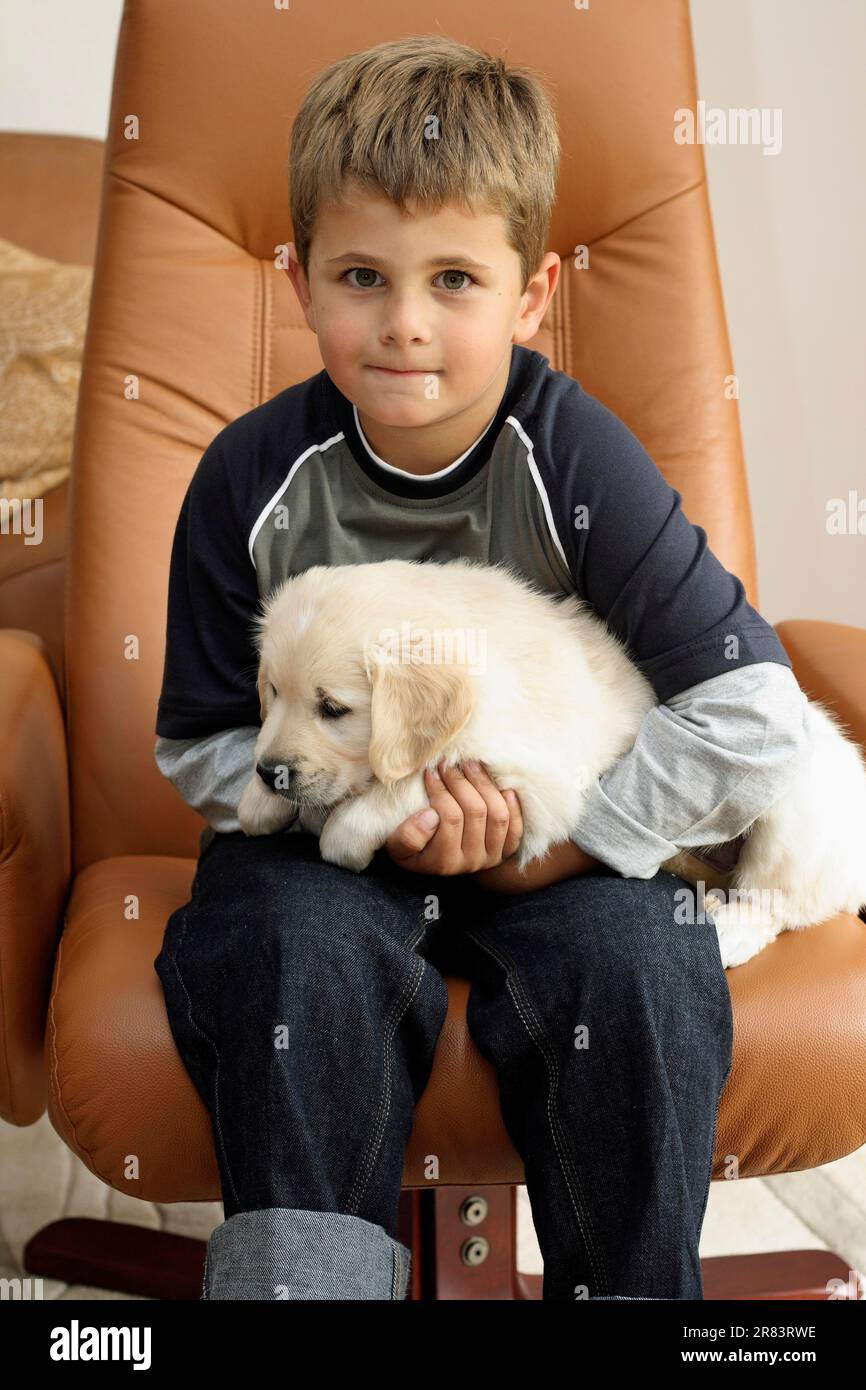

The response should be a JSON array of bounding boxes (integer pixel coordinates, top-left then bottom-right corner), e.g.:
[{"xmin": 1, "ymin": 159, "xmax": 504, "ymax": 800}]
[{"xmin": 155, "ymin": 343, "xmax": 808, "ymax": 873}]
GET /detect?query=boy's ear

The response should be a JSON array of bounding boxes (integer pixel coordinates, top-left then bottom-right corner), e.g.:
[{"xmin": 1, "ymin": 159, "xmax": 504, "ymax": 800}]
[
  {"xmin": 365, "ymin": 643, "xmax": 475, "ymax": 785},
  {"xmin": 283, "ymin": 241, "xmax": 316, "ymax": 331}
]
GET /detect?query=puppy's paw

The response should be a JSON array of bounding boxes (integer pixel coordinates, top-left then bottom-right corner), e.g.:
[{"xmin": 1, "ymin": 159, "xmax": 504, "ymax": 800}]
[
  {"xmin": 318, "ymin": 808, "xmax": 376, "ymax": 872},
  {"xmin": 238, "ymin": 774, "xmax": 298, "ymax": 836},
  {"xmin": 705, "ymin": 894, "xmax": 781, "ymax": 968}
]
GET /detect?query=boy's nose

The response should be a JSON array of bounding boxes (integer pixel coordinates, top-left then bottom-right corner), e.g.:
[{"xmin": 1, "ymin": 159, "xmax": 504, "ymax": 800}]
[{"xmin": 256, "ymin": 760, "xmax": 298, "ymax": 790}]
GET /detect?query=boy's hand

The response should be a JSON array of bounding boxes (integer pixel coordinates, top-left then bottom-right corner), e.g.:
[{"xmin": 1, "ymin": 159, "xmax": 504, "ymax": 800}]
[
  {"xmin": 472, "ymin": 837, "xmax": 602, "ymax": 895},
  {"xmin": 382, "ymin": 760, "xmax": 523, "ymax": 875}
]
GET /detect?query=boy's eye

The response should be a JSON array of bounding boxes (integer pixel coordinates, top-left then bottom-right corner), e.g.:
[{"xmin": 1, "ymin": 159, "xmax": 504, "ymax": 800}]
[{"xmin": 339, "ymin": 266, "xmax": 476, "ymax": 295}]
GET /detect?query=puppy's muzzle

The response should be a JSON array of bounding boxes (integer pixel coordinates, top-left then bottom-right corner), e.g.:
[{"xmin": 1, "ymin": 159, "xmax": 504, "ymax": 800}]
[{"xmin": 256, "ymin": 759, "xmax": 300, "ymax": 799}]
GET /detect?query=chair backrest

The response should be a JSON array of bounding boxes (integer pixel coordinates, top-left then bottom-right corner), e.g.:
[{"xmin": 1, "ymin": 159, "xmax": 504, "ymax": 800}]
[{"xmin": 67, "ymin": 0, "xmax": 757, "ymax": 872}]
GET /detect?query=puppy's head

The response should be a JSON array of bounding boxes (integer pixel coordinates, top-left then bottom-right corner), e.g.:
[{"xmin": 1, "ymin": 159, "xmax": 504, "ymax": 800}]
[{"xmin": 252, "ymin": 565, "xmax": 475, "ymax": 807}]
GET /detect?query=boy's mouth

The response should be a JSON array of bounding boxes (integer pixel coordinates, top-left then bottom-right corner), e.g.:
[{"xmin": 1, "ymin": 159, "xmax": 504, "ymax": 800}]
[{"xmin": 368, "ymin": 365, "xmax": 438, "ymax": 376}]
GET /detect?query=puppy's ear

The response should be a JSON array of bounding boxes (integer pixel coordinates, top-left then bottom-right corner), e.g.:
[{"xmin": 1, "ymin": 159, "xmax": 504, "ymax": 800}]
[
  {"xmin": 257, "ymin": 666, "xmax": 271, "ymax": 724},
  {"xmin": 365, "ymin": 643, "xmax": 475, "ymax": 785}
]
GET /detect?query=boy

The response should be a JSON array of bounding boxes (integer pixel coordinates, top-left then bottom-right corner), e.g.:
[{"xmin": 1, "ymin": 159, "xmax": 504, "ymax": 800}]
[{"xmin": 154, "ymin": 36, "xmax": 808, "ymax": 1300}]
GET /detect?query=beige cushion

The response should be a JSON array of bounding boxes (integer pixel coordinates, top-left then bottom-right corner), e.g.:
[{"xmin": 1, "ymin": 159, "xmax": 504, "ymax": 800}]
[{"xmin": 0, "ymin": 236, "xmax": 92, "ymax": 500}]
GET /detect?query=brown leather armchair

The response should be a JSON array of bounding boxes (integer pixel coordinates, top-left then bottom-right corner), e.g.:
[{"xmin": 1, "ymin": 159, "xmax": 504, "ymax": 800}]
[{"xmin": 3, "ymin": 0, "xmax": 865, "ymax": 1301}]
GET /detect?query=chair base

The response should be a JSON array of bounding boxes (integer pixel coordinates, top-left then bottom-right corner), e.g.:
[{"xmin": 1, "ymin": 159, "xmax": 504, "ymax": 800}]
[
  {"xmin": 22, "ymin": 1193, "xmax": 855, "ymax": 1301},
  {"xmin": 23, "ymin": 1216, "xmax": 207, "ymax": 1300},
  {"xmin": 399, "ymin": 1188, "xmax": 856, "ymax": 1300}
]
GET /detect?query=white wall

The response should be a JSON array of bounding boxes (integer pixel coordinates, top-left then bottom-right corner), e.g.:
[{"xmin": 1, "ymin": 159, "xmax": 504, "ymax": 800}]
[
  {"xmin": 689, "ymin": 0, "xmax": 865, "ymax": 626},
  {"xmin": 0, "ymin": 0, "xmax": 123, "ymax": 138},
  {"xmin": 1, "ymin": 0, "xmax": 862, "ymax": 628}
]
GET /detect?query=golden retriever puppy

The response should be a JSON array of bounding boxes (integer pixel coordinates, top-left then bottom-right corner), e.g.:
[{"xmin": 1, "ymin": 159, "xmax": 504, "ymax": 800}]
[{"xmin": 237, "ymin": 558, "xmax": 866, "ymax": 967}]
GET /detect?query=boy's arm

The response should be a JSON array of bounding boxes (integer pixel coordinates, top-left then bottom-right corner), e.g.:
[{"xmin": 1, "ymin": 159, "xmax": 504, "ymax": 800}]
[
  {"xmin": 568, "ymin": 660, "xmax": 808, "ymax": 878},
  {"xmin": 474, "ymin": 661, "xmax": 807, "ymax": 894},
  {"xmin": 155, "ymin": 730, "xmax": 275, "ymax": 833},
  {"xmin": 534, "ymin": 385, "xmax": 811, "ymax": 881},
  {"xmin": 155, "ymin": 431, "xmax": 265, "ymax": 824}
]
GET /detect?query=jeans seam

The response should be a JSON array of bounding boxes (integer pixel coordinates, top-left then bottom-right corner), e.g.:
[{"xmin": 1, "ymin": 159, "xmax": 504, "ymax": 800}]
[
  {"xmin": 168, "ymin": 911, "xmax": 241, "ymax": 1213},
  {"xmin": 695, "ymin": 1020, "xmax": 735, "ymax": 1239},
  {"xmin": 463, "ymin": 926, "xmax": 610, "ymax": 1299},
  {"xmin": 391, "ymin": 1237, "xmax": 405, "ymax": 1299},
  {"xmin": 343, "ymin": 924, "xmax": 428, "ymax": 1217},
  {"xmin": 401, "ymin": 918, "xmax": 433, "ymax": 953},
  {"xmin": 202, "ymin": 1229, "xmax": 210, "ymax": 1299}
]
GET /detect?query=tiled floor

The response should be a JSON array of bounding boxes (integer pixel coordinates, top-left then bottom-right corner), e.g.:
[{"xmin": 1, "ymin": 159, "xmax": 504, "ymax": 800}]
[{"xmin": 2, "ymin": 1111, "xmax": 864, "ymax": 1299}]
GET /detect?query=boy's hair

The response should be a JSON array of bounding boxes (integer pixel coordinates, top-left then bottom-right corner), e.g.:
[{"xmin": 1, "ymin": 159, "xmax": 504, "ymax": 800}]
[{"xmin": 289, "ymin": 35, "xmax": 561, "ymax": 295}]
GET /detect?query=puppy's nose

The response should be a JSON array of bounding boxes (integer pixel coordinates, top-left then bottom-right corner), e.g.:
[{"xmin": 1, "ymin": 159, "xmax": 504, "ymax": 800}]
[{"xmin": 256, "ymin": 760, "xmax": 298, "ymax": 791}]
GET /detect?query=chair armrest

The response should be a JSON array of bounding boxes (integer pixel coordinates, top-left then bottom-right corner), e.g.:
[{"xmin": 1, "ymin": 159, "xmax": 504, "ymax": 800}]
[
  {"xmin": 774, "ymin": 620, "xmax": 866, "ymax": 749},
  {"xmin": 0, "ymin": 630, "xmax": 71, "ymax": 1125}
]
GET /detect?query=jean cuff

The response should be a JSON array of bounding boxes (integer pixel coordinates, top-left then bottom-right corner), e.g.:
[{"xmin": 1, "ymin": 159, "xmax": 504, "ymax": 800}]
[{"xmin": 202, "ymin": 1208, "xmax": 412, "ymax": 1300}]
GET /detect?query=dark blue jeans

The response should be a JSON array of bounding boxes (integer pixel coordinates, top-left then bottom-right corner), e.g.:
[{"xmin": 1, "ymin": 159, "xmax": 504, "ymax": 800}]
[{"xmin": 154, "ymin": 828, "xmax": 733, "ymax": 1300}]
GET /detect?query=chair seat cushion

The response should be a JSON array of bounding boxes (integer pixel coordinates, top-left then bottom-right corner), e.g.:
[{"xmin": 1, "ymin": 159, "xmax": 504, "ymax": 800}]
[{"xmin": 45, "ymin": 856, "xmax": 866, "ymax": 1203}]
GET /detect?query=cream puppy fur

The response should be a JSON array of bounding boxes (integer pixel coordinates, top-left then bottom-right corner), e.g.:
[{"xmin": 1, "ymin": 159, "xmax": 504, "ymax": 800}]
[{"xmin": 237, "ymin": 558, "xmax": 866, "ymax": 968}]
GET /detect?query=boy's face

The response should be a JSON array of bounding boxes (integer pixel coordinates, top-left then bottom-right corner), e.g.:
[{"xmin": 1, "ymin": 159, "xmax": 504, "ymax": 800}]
[{"xmin": 284, "ymin": 182, "xmax": 560, "ymax": 472}]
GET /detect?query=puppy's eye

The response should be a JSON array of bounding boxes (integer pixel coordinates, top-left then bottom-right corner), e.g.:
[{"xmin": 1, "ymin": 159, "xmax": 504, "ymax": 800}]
[
  {"xmin": 319, "ymin": 699, "xmax": 351, "ymax": 721},
  {"xmin": 269, "ymin": 683, "xmax": 278, "ymax": 700}
]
